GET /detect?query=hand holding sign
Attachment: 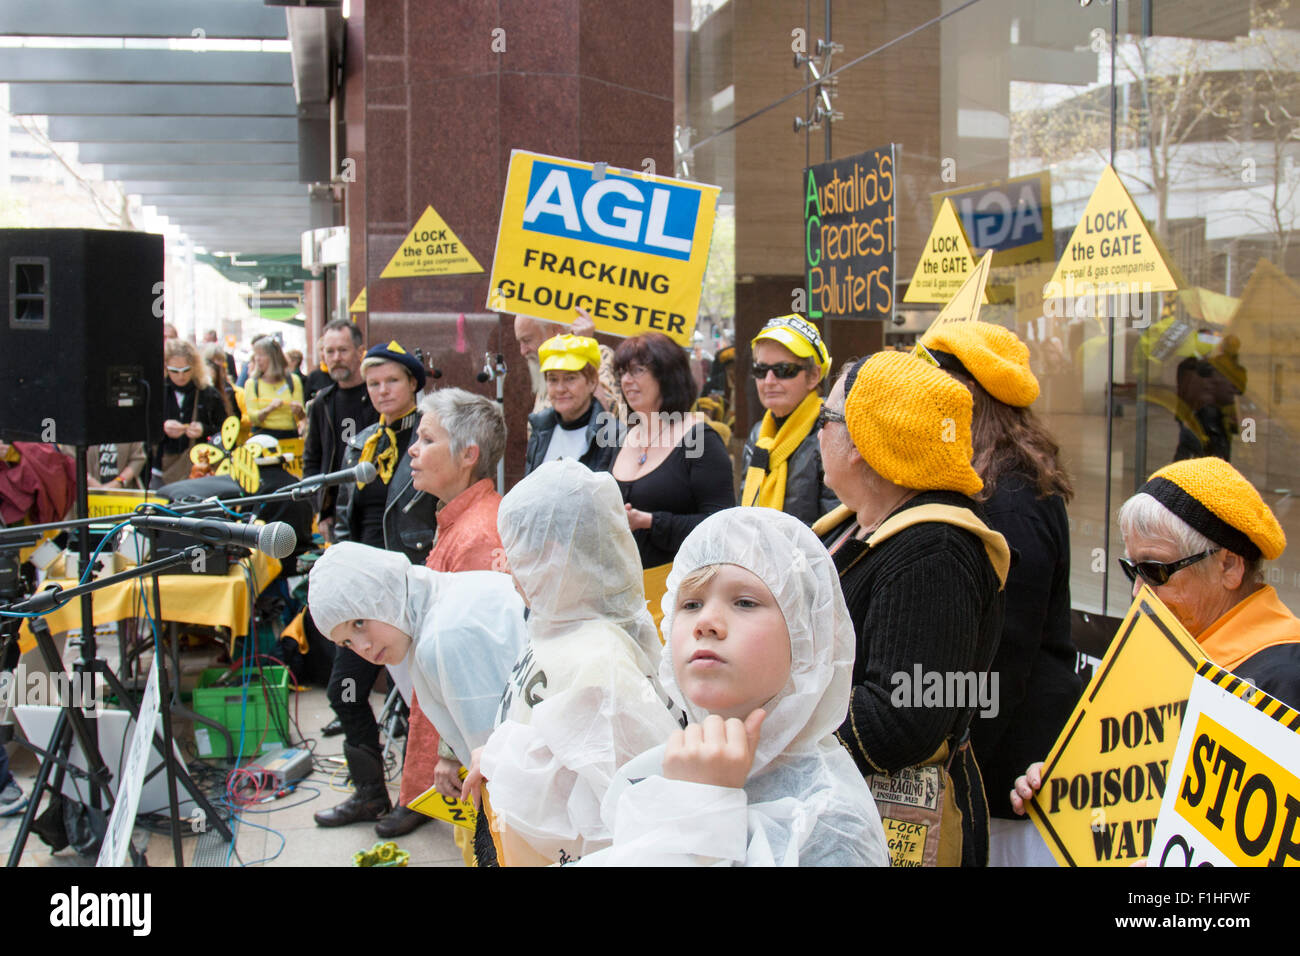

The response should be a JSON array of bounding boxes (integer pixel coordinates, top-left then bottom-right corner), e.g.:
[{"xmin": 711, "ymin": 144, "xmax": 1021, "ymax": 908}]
[{"xmin": 1010, "ymin": 761, "xmax": 1045, "ymax": 816}]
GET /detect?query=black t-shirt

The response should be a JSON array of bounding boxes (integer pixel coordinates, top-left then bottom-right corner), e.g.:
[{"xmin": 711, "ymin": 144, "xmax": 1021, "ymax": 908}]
[
  {"xmin": 331, "ymin": 384, "xmax": 370, "ymax": 468},
  {"xmin": 615, "ymin": 423, "xmax": 735, "ymax": 568}
]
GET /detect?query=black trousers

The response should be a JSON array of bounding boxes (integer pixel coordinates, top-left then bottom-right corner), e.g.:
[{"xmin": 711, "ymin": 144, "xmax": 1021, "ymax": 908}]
[{"xmin": 325, "ymin": 645, "xmax": 383, "ymax": 754}]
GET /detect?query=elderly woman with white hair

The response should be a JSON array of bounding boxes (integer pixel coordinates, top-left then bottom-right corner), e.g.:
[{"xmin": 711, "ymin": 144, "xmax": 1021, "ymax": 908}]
[
  {"xmin": 1113, "ymin": 458, "xmax": 1298, "ymax": 701},
  {"xmin": 1011, "ymin": 456, "xmax": 1300, "ymax": 816}
]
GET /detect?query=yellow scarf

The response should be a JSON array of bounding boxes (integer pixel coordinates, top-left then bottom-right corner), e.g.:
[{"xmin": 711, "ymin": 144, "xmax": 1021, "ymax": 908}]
[
  {"xmin": 741, "ymin": 391, "xmax": 822, "ymax": 510},
  {"xmin": 357, "ymin": 407, "xmax": 416, "ymax": 487}
]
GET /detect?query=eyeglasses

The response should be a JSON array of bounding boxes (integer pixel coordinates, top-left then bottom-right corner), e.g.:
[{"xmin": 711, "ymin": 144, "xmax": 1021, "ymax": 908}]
[
  {"xmin": 619, "ymin": 363, "xmax": 652, "ymax": 379},
  {"xmin": 816, "ymin": 405, "xmax": 846, "ymax": 430},
  {"xmin": 166, "ymin": 365, "xmax": 192, "ymax": 374},
  {"xmin": 1118, "ymin": 548, "xmax": 1220, "ymax": 587},
  {"xmin": 752, "ymin": 362, "xmax": 811, "ymax": 380}
]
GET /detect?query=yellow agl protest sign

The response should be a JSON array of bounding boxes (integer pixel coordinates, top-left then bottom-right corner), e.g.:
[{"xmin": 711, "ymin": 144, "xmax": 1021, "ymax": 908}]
[
  {"xmin": 487, "ymin": 150, "xmax": 720, "ymax": 346},
  {"xmin": 1045, "ymin": 164, "xmax": 1178, "ymax": 300},
  {"xmin": 904, "ymin": 199, "xmax": 987, "ymax": 304},
  {"xmin": 1028, "ymin": 586, "xmax": 1206, "ymax": 866},
  {"xmin": 380, "ymin": 206, "xmax": 483, "ymax": 278},
  {"xmin": 349, "ymin": 287, "xmax": 367, "ymax": 312}
]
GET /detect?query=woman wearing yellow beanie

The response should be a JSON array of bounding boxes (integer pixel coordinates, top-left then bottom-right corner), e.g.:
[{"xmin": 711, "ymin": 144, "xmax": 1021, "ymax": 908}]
[
  {"xmin": 919, "ymin": 322, "xmax": 1078, "ymax": 867},
  {"xmin": 813, "ymin": 350, "xmax": 1010, "ymax": 867},
  {"xmin": 1011, "ymin": 456, "xmax": 1300, "ymax": 823},
  {"xmin": 1116, "ymin": 458, "xmax": 1298, "ymax": 702}
]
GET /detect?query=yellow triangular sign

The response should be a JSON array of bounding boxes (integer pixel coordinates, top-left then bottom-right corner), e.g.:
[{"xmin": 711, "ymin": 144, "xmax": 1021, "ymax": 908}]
[
  {"xmin": 904, "ymin": 199, "xmax": 988, "ymax": 304},
  {"xmin": 349, "ymin": 287, "xmax": 367, "ymax": 312},
  {"xmin": 1046, "ymin": 165, "xmax": 1178, "ymax": 298},
  {"xmin": 926, "ymin": 251, "xmax": 993, "ymax": 330},
  {"xmin": 380, "ymin": 205, "xmax": 484, "ymax": 278}
]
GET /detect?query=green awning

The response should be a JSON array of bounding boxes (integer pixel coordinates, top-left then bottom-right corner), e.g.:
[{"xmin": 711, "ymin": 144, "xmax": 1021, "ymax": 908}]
[{"xmin": 258, "ymin": 306, "xmax": 304, "ymax": 325}]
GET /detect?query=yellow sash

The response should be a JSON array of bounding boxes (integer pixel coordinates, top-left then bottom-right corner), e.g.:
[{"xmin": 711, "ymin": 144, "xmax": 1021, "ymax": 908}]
[
  {"xmin": 740, "ymin": 391, "xmax": 822, "ymax": 510},
  {"xmin": 357, "ymin": 406, "xmax": 416, "ymax": 487}
]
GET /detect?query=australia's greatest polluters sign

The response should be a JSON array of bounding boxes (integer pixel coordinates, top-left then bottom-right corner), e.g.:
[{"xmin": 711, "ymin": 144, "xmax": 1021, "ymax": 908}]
[
  {"xmin": 487, "ymin": 150, "xmax": 719, "ymax": 346},
  {"xmin": 804, "ymin": 145, "xmax": 896, "ymax": 322}
]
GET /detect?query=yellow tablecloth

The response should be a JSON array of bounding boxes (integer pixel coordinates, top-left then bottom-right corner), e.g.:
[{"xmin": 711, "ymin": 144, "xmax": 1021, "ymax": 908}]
[{"xmin": 17, "ymin": 550, "xmax": 281, "ymax": 654}]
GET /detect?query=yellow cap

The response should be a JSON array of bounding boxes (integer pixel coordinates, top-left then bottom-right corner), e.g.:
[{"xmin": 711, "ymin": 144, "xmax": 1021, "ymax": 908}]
[
  {"xmin": 1141, "ymin": 458, "xmax": 1285, "ymax": 561},
  {"xmin": 539, "ymin": 334, "xmax": 600, "ymax": 374},
  {"xmin": 844, "ymin": 351, "xmax": 982, "ymax": 496},
  {"xmin": 752, "ymin": 314, "xmax": 831, "ymax": 382},
  {"xmin": 919, "ymin": 322, "xmax": 1039, "ymax": 407}
]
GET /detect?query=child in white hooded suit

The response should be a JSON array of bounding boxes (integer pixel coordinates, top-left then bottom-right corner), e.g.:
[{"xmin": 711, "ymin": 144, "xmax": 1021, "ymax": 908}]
[{"xmin": 577, "ymin": 507, "xmax": 890, "ymax": 866}]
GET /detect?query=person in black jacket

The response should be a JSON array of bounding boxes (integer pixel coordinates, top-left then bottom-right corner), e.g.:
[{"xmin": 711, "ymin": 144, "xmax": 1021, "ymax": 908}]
[
  {"xmin": 524, "ymin": 334, "xmax": 621, "ymax": 476},
  {"xmin": 151, "ymin": 339, "xmax": 227, "ymax": 487},
  {"xmin": 741, "ymin": 314, "xmax": 839, "ymax": 525},
  {"xmin": 919, "ymin": 321, "xmax": 1079, "ymax": 867},
  {"xmin": 815, "ymin": 350, "xmax": 1007, "ymax": 867},
  {"xmin": 314, "ymin": 340, "xmax": 437, "ymax": 829},
  {"xmin": 302, "ymin": 320, "xmax": 377, "ymax": 541}
]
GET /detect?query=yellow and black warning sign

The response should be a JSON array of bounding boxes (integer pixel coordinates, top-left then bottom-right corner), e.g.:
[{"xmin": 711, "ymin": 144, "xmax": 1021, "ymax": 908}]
[
  {"xmin": 1045, "ymin": 165, "xmax": 1178, "ymax": 299},
  {"xmin": 904, "ymin": 199, "xmax": 987, "ymax": 304},
  {"xmin": 924, "ymin": 250, "xmax": 993, "ymax": 330},
  {"xmin": 1028, "ymin": 587, "xmax": 1205, "ymax": 866},
  {"xmin": 1150, "ymin": 660, "xmax": 1300, "ymax": 867},
  {"xmin": 380, "ymin": 206, "xmax": 483, "ymax": 278},
  {"xmin": 349, "ymin": 287, "xmax": 367, "ymax": 312}
]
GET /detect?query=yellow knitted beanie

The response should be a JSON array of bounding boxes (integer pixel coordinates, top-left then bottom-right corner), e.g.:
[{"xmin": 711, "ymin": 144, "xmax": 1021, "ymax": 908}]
[
  {"xmin": 844, "ymin": 350, "xmax": 983, "ymax": 496},
  {"xmin": 920, "ymin": 322, "xmax": 1040, "ymax": 407},
  {"xmin": 1140, "ymin": 458, "xmax": 1285, "ymax": 561}
]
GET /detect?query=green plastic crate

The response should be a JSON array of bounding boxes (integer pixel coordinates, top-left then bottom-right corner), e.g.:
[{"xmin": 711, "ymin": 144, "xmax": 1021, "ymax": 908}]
[{"xmin": 192, "ymin": 666, "xmax": 290, "ymax": 759}]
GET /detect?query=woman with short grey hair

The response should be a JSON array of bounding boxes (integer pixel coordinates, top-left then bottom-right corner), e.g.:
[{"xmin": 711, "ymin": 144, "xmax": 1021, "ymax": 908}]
[{"xmin": 415, "ymin": 388, "xmax": 507, "ymax": 487}]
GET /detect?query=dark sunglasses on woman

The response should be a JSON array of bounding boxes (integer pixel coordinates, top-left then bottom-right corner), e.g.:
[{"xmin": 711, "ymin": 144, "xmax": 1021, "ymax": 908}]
[
  {"xmin": 1117, "ymin": 548, "xmax": 1219, "ymax": 587},
  {"xmin": 751, "ymin": 361, "xmax": 811, "ymax": 380}
]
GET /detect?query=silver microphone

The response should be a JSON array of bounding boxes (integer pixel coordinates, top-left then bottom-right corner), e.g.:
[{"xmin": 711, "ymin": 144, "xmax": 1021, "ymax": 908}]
[{"xmin": 128, "ymin": 516, "xmax": 298, "ymax": 560}]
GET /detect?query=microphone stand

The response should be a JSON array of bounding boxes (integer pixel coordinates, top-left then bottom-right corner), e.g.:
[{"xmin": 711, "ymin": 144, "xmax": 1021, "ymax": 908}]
[
  {"xmin": 477, "ymin": 352, "xmax": 508, "ymax": 494},
  {"xmin": 3, "ymin": 545, "xmax": 234, "ymax": 867}
]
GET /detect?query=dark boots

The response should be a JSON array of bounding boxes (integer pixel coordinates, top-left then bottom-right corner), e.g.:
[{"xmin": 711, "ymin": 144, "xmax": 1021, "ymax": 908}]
[
  {"xmin": 313, "ymin": 744, "xmax": 391, "ymax": 827},
  {"xmin": 375, "ymin": 805, "xmax": 431, "ymax": 838}
]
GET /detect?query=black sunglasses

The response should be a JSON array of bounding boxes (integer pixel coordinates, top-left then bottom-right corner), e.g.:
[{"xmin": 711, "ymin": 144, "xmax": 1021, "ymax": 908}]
[
  {"xmin": 752, "ymin": 361, "xmax": 811, "ymax": 380},
  {"xmin": 815, "ymin": 405, "xmax": 846, "ymax": 430},
  {"xmin": 1118, "ymin": 548, "xmax": 1219, "ymax": 587}
]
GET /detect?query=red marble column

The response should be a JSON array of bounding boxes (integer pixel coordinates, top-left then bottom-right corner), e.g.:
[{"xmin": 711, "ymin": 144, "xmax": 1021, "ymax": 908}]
[{"xmin": 343, "ymin": 0, "xmax": 674, "ymax": 487}]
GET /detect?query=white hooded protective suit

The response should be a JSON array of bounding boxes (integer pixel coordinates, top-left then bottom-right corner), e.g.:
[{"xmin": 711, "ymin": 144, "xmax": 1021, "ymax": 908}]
[
  {"xmin": 480, "ymin": 458, "xmax": 682, "ymax": 865},
  {"xmin": 308, "ymin": 542, "xmax": 527, "ymax": 766},
  {"xmin": 577, "ymin": 507, "xmax": 890, "ymax": 867}
]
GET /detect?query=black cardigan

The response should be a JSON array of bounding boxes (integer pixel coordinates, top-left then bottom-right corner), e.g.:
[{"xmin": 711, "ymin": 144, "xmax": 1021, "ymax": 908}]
[
  {"xmin": 970, "ymin": 473, "xmax": 1081, "ymax": 819},
  {"xmin": 824, "ymin": 490, "xmax": 1005, "ymax": 866}
]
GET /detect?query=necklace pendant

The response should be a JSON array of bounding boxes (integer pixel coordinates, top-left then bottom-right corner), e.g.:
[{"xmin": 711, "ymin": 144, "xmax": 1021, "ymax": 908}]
[{"xmin": 638, "ymin": 450, "xmax": 647, "ymax": 465}]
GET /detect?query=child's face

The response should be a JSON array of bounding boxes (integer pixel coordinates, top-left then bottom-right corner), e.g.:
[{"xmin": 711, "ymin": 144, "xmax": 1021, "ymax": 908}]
[
  {"xmin": 670, "ymin": 564, "xmax": 791, "ymax": 721},
  {"xmin": 328, "ymin": 618, "xmax": 412, "ymax": 667}
]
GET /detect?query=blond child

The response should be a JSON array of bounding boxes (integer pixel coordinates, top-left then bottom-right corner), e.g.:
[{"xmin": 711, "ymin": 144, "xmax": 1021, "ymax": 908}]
[{"xmin": 578, "ymin": 507, "xmax": 890, "ymax": 866}]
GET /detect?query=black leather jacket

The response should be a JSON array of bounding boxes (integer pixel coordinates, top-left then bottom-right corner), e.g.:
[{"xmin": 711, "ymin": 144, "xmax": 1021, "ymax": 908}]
[
  {"xmin": 524, "ymin": 397, "xmax": 623, "ymax": 476},
  {"xmin": 742, "ymin": 417, "xmax": 840, "ymax": 527},
  {"xmin": 302, "ymin": 381, "xmax": 377, "ymax": 522},
  {"xmin": 334, "ymin": 414, "xmax": 437, "ymax": 563}
]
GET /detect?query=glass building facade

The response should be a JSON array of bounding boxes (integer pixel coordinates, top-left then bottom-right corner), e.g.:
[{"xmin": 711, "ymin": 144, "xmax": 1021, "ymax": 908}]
[{"xmin": 676, "ymin": 0, "xmax": 1300, "ymax": 620}]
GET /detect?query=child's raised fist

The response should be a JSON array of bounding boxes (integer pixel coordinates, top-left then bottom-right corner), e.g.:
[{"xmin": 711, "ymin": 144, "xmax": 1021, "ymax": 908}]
[{"xmin": 663, "ymin": 709, "xmax": 766, "ymax": 790}]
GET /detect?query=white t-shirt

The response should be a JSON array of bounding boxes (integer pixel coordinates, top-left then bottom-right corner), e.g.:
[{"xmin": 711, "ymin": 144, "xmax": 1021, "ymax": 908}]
[{"xmin": 541, "ymin": 422, "xmax": 592, "ymax": 465}]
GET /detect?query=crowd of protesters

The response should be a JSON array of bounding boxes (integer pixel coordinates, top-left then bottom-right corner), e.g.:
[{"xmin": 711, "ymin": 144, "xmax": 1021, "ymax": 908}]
[{"xmin": 3, "ymin": 309, "xmax": 1297, "ymax": 868}]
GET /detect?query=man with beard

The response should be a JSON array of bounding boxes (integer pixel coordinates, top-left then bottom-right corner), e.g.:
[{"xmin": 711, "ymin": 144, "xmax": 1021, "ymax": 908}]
[{"xmin": 303, "ymin": 319, "xmax": 379, "ymax": 541}]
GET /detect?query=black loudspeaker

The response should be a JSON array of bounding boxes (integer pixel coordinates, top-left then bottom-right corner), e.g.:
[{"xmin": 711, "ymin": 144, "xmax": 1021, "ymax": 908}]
[{"xmin": 1, "ymin": 228, "xmax": 164, "ymax": 445}]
